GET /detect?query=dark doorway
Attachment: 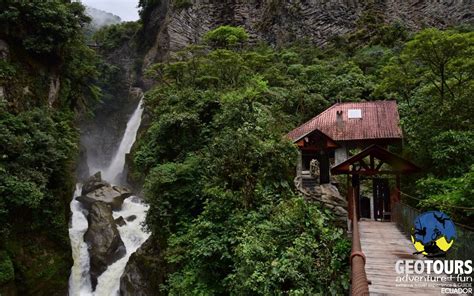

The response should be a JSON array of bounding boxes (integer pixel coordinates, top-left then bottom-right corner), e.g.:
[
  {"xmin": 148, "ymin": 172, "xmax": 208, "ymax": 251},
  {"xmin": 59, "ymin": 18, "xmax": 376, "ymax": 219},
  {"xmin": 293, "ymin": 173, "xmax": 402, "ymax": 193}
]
[
  {"xmin": 359, "ymin": 195, "xmax": 371, "ymax": 219},
  {"xmin": 302, "ymin": 152, "xmax": 315, "ymax": 171},
  {"xmin": 373, "ymin": 178, "xmax": 390, "ymax": 220},
  {"xmin": 319, "ymin": 151, "xmax": 330, "ymax": 184}
]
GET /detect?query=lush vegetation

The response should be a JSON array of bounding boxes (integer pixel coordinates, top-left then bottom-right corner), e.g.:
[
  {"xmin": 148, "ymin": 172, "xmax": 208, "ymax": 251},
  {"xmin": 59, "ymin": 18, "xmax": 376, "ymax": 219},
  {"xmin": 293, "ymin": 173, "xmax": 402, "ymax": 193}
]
[
  {"xmin": 1, "ymin": 0, "xmax": 473, "ymax": 293},
  {"xmin": 0, "ymin": 0, "xmax": 102, "ymax": 293},
  {"xmin": 93, "ymin": 21, "xmax": 141, "ymax": 51},
  {"xmin": 0, "ymin": 251, "xmax": 14, "ymax": 286},
  {"xmin": 132, "ymin": 26, "xmax": 388, "ymax": 294},
  {"xmin": 376, "ymin": 28, "xmax": 474, "ymax": 224},
  {"xmin": 0, "ymin": 1, "xmax": 102, "ymax": 111},
  {"xmin": 418, "ymin": 166, "xmax": 474, "ymax": 222},
  {"xmin": 131, "ymin": 23, "xmax": 474, "ymax": 293},
  {"xmin": 0, "ymin": 1, "xmax": 90, "ymax": 55}
]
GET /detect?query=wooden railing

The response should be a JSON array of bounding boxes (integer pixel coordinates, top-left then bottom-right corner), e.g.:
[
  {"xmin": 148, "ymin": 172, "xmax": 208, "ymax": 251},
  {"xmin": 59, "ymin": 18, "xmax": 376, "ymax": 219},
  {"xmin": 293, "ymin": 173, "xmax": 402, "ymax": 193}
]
[
  {"xmin": 392, "ymin": 201, "xmax": 474, "ymax": 262},
  {"xmin": 350, "ymin": 190, "xmax": 370, "ymax": 296}
]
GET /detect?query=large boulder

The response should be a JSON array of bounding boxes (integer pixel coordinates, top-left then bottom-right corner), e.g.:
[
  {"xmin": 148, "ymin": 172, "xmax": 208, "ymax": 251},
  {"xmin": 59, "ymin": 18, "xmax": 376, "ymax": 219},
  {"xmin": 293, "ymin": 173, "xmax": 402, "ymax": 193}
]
[
  {"xmin": 84, "ymin": 202, "xmax": 126, "ymax": 290},
  {"xmin": 119, "ymin": 239, "xmax": 165, "ymax": 296},
  {"xmin": 81, "ymin": 172, "xmax": 109, "ymax": 195},
  {"xmin": 78, "ymin": 183, "xmax": 132, "ymax": 211},
  {"xmin": 320, "ymin": 184, "xmax": 348, "ymax": 208},
  {"xmin": 115, "ymin": 216, "xmax": 126, "ymax": 227},
  {"xmin": 125, "ymin": 215, "xmax": 137, "ymax": 222},
  {"xmin": 298, "ymin": 183, "xmax": 348, "ymax": 224}
]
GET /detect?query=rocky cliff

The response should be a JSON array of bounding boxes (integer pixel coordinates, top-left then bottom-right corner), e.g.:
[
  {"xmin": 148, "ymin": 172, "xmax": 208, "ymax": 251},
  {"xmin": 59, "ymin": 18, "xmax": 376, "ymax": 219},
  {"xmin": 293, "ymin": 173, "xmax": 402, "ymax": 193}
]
[{"xmin": 141, "ymin": 0, "xmax": 474, "ymax": 67}]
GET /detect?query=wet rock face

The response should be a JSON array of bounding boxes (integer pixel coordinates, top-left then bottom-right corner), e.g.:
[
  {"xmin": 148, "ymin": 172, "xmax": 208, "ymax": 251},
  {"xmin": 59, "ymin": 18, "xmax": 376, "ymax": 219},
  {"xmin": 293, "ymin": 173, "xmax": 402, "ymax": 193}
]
[
  {"xmin": 84, "ymin": 201, "xmax": 126, "ymax": 290},
  {"xmin": 115, "ymin": 216, "xmax": 126, "ymax": 226},
  {"xmin": 119, "ymin": 239, "xmax": 165, "ymax": 296},
  {"xmin": 78, "ymin": 172, "xmax": 132, "ymax": 210},
  {"xmin": 80, "ymin": 185, "xmax": 131, "ymax": 211},
  {"xmin": 81, "ymin": 172, "xmax": 109, "ymax": 196},
  {"xmin": 125, "ymin": 215, "xmax": 137, "ymax": 222}
]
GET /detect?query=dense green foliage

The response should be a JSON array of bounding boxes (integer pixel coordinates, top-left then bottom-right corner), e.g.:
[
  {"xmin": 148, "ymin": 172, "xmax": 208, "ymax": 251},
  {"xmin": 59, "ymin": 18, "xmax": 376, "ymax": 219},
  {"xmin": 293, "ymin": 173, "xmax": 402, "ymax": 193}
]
[
  {"xmin": 0, "ymin": 0, "xmax": 472, "ymax": 293},
  {"xmin": 0, "ymin": 0, "xmax": 102, "ymax": 293},
  {"xmin": 0, "ymin": 104, "xmax": 77, "ymax": 241},
  {"xmin": 93, "ymin": 21, "xmax": 141, "ymax": 51},
  {"xmin": 133, "ymin": 24, "xmax": 474, "ymax": 293},
  {"xmin": 0, "ymin": 1, "xmax": 89, "ymax": 55},
  {"xmin": 0, "ymin": 251, "xmax": 14, "ymax": 285},
  {"xmin": 376, "ymin": 29, "xmax": 474, "ymax": 222},
  {"xmin": 203, "ymin": 26, "xmax": 249, "ymax": 48},
  {"xmin": 417, "ymin": 166, "xmax": 474, "ymax": 222},
  {"xmin": 133, "ymin": 27, "xmax": 358, "ymax": 295},
  {"xmin": 1, "ymin": 1, "xmax": 102, "ymax": 111}
]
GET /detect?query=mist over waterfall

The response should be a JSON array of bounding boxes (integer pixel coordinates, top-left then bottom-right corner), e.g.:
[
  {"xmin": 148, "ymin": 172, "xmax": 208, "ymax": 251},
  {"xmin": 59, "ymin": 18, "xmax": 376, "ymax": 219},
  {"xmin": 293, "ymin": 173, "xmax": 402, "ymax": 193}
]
[{"xmin": 69, "ymin": 98, "xmax": 149, "ymax": 296}]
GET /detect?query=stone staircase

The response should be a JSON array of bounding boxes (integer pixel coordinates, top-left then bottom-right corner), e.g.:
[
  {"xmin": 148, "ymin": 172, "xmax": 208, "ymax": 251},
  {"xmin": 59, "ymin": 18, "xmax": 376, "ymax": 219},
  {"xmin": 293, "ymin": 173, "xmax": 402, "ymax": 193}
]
[{"xmin": 301, "ymin": 177, "xmax": 318, "ymax": 192}]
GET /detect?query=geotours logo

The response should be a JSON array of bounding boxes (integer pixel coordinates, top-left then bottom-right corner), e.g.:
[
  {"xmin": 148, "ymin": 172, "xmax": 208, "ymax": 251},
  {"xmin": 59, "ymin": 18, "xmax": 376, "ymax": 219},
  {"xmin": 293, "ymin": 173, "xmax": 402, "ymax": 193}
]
[
  {"xmin": 394, "ymin": 211, "xmax": 472, "ymax": 295},
  {"xmin": 411, "ymin": 210, "xmax": 456, "ymax": 257}
]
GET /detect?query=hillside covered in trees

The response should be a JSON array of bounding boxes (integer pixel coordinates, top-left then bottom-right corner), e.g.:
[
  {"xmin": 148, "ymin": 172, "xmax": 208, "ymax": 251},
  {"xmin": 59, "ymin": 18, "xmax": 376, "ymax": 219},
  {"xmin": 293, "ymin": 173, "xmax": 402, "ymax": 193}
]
[
  {"xmin": 125, "ymin": 24, "xmax": 473, "ymax": 294},
  {"xmin": 0, "ymin": 0, "xmax": 473, "ymax": 295}
]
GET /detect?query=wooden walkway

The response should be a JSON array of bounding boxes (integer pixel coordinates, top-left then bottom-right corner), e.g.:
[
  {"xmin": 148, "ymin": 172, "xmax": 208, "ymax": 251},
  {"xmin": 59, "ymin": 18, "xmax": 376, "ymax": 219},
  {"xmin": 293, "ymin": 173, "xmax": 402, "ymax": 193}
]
[{"xmin": 359, "ymin": 220, "xmax": 442, "ymax": 296}]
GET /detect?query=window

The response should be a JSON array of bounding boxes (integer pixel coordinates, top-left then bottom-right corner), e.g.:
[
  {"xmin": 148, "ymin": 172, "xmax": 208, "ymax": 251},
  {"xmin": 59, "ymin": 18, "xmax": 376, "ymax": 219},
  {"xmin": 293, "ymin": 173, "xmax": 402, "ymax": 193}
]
[{"xmin": 348, "ymin": 109, "xmax": 362, "ymax": 119}]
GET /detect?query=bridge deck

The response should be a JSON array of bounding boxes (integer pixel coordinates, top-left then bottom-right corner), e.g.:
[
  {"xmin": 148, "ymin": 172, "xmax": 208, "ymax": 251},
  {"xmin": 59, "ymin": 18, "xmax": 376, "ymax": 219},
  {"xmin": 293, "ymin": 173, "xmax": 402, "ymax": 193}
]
[{"xmin": 359, "ymin": 220, "xmax": 442, "ymax": 296}]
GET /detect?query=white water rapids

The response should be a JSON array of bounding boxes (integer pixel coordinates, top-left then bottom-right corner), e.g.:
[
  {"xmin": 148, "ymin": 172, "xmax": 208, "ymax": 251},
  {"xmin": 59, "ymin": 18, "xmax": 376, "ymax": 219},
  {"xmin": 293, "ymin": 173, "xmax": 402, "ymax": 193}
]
[
  {"xmin": 94, "ymin": 197, "xmax": 150, "ymax": 295},
  {"xmin": 68, "ymin": 98, "xmax": 149, "ymax": 296},
  {"xmin": 68, "ymin": 184, "xmax": 92, "ymax": 295}
]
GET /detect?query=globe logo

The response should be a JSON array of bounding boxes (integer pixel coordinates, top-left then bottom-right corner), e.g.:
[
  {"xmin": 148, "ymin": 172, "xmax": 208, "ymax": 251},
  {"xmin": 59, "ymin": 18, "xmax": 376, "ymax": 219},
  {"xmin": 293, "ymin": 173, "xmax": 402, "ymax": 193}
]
[{"xmin": 410, "ymin": 211, "xmax": 456, "ymax": 258}]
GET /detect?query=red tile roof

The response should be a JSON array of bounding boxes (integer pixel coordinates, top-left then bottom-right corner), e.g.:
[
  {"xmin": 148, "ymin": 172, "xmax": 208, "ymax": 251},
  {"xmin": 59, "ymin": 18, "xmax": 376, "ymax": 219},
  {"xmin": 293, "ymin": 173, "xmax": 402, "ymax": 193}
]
[{"xmin": 287, "ymin": 101, "xmax": 402, "ymax": 142}]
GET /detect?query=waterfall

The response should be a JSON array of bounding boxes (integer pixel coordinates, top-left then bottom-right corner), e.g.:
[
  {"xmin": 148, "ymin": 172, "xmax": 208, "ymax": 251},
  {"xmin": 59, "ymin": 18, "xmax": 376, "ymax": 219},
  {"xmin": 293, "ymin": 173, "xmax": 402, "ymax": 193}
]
[
  {"xmin": 94, "ymin": 197, "xmax": 150, "ymax": 295},
  {"xmin": 69, "ymin": 98, "xmax": 149, "ymax": 296},
  {"xmin": 68, "ymin": 184, "xmax": 93, "ymax": 295},
  {"xmin": 102, "ymin": 98, "xmax": 144, "ymax": 185}
]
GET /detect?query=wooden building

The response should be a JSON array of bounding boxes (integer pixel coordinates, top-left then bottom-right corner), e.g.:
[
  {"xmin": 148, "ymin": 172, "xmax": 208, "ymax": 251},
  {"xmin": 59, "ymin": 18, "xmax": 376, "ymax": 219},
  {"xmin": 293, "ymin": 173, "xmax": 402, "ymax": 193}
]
[{"xmin": 287, "ymin": 101, "xmax": 419, "ymax": 222}]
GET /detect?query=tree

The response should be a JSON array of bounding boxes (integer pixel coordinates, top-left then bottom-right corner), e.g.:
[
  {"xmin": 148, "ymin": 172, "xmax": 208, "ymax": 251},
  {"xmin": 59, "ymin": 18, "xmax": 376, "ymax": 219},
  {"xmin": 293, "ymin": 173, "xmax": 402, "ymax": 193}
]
[
  {"xmin": 0, "ymin": 1, "xmax": 90, "ymax": 55},
  {"xmin": 403, "ymin": 29, "xmax": 474, "ymax": 102},
  {"xmin": 204, "ymin": 25, "xmax": 249, "ymax": 49},
  {"xmin": 377, "ymin": 29, "xmax": 474, "ymax": 177}
]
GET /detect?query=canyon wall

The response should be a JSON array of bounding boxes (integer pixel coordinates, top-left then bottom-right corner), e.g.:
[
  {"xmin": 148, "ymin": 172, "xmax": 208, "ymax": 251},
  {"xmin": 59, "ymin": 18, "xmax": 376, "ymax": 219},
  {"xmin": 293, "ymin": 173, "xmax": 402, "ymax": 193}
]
[{"xmin": 141, "ymin": 0, "xmax": 473, "ymax": 67}]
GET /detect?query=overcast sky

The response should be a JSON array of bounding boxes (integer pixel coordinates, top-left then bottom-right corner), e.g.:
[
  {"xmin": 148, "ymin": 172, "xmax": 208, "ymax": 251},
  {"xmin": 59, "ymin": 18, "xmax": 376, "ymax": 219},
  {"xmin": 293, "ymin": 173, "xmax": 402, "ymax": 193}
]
[{"xmin": 81, "ymin": 0, "xmax": 139, "ymax": 21}]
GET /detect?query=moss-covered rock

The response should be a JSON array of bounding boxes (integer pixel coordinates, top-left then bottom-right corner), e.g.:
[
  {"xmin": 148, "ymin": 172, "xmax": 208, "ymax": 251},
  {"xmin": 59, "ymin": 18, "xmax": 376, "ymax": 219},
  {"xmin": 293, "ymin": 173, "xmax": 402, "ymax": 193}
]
[{"xmin": 120, "ymin": 238, "xmax": 167, "ymax": 296}]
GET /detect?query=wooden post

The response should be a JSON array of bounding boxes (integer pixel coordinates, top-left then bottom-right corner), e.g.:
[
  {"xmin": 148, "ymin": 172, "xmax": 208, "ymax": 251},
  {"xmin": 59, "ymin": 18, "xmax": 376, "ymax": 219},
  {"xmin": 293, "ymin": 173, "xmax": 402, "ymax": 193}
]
[
  {"xmin": 296, "ymin": 150, "xmax": 302, "ymax": 178},
  {"xmin": 352, "ymin": 174, "xmax": 360, "ymax": 221},
  {"xmin": 347, "ymin": 175, "xmax": 353, "ymax": 221},
  {"xmin": 396, "ymin": 174, "xmax": 401, "ymax": 203}
]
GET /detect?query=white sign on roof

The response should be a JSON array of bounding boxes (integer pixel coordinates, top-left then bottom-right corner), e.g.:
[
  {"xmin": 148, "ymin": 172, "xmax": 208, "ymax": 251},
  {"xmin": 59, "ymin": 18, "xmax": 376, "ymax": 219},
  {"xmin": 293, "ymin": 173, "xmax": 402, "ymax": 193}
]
[{"xmin": 348, "ymin": 109, "xmax": 362, "ymax": 119}]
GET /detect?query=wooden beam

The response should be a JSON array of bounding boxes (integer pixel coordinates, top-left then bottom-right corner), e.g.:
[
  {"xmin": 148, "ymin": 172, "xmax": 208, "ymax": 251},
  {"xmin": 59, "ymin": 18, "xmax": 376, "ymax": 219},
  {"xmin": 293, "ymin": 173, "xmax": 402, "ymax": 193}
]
[
  {"xmin": 396, "ymin": 174, "xmax": 401, "ymax": 203},
  {"xmin": 375, "ymin": 160, "xmax": 385, "ymax": 171},
  {"xmin": 344, "ymin": 170, "xmax": 405, "ymax": 176},
  {"xmin": 359, "ymin": 159, "xmax": 371, "ymax": 171}
]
